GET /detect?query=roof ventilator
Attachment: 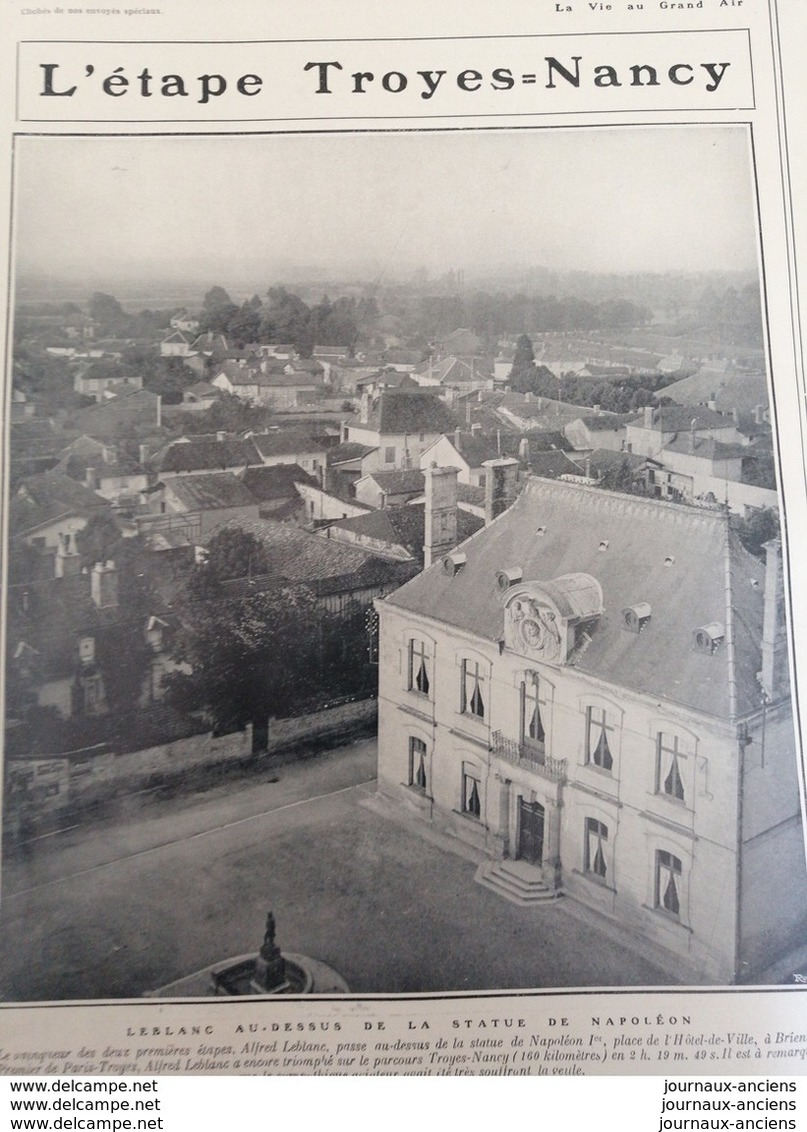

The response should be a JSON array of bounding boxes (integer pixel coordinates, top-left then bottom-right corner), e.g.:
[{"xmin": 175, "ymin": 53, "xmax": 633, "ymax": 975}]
[
  {"xmin": 443, "ymin": 552, "xmax": 467, "ymax": 577},
  {"xmin": 693, "ymin": 622, "xmax": 725, "ymax": 655},
  {"xmin": 622, "ymin": 602, "xmax": 652, "ymax": 634},
  {"xmin": 496, "ymin": 566, "xmax": 523, "ymax": 591}
]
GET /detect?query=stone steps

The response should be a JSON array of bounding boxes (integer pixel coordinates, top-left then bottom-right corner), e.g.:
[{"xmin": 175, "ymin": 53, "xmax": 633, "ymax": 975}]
[{"xmin": 475, "ymin": 859, "xmax": 564, "ymax": 907}]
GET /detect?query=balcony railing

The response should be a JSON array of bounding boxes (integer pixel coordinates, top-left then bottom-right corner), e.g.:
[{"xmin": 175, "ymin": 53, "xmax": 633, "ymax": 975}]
[{"xmin": 491, "ymin": 731, "xmax": 567, "ymax": 784}]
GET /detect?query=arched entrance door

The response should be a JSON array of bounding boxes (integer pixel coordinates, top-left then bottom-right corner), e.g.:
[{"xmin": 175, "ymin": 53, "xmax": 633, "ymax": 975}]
[{"xmin": 518, "ymin": 799, "xmax": 545, "ymax": 865}]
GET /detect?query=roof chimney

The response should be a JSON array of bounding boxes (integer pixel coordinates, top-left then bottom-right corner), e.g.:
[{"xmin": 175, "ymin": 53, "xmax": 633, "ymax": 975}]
[
  {"xmin": 91, "ymin": 560, "xmax": 118, "ymax": 609},
  {"xmin": 643, "ymin": 405, "xmax": 654, "ymax": 429},
  {"xmin": 482, "ymin": 457, "xmax": 519, "ymax": 526},
  {"xmin": 760, "ymin": 537, "xmax": 789, "ymax": 700},
  {"xmin": 454, "ymin": 427, "xmax": 462, "ymax": 453},
  {"xmin": 423, "ymin": 465, "xmax": 459, "ymax": 568}
]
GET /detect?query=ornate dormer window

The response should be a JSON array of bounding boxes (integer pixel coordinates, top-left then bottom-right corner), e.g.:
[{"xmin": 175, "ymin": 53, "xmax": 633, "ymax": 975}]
[{"xmin": 501, "ymin": 573, "xmax": 604, "ymax": 665}]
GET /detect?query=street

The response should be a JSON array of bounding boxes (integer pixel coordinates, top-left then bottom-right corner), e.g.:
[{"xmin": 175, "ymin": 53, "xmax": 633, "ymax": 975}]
[{"xmin": 0, "ymin": 738, "xmax": 678, "ymax": 1001}]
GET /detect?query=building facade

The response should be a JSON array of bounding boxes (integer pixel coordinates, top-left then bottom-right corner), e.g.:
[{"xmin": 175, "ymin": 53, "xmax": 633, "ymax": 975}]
[{"xmin": 376, "ymin": 473, "xmax": 806, "ymax": 983}]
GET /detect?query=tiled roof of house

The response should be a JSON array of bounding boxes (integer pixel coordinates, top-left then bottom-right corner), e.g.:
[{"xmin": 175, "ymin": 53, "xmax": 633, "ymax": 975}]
[
  {"xmin": 368, "ymin": 391, "xmax": 457, "ymax": 436},
  {"xmin": 240, "ymin": 464, "xmax": 318, "ymax": 501},
  {"xmin": 328, "ymin": 504, "xmax": 483, "ymax": 561},
  {"xmin": 662, "ymin": 436, "xmax": 748, "ymax": 461},
  {"xmin": 6, "ymin": 572, "xmax": 135, "ymax": 682},
  {"xmin": 577, "ymin": 413, "xmax": 633, "ymax": 431},
  {"xmin": 527, "ymin": 451, "xmax": 585, "ymax": 478},
  {"xmin": 158, "ymin": 438, "xmax": 261, "ymax": 474},
  {"xmin": 209, "ymin": 519, "xmax": 417, "ymax": 596},
  {"xmin": 362, "ymin": 469, "xmax": 426, "ymax": 494},
  {"xmin": 163, "ymin": 473, "xmax": 260, "ymax": 511},
  {"xmin": 629, "ymin": 406, "xmax": 735, "ymax": 432},
  {"xmin": 10, "ymin": 473, "xmax": 110, "ymax": 538},
  {"xmin": 656, "ymin": 371, "xmax": 769, "ymax": 416},
  {"xmin": 585, "ymin": 449, "xmax": 648, "ymax": 476},
  {"xmin": 457, "ymin": 483, "xmax": 485, "ymax": 507},
  {"xmin": 250, "ymin": 432, "xmax": 328, "ymax": 459},
  {"xmin": 385, "ymin": 476, "xmax": 769, "ymax": 719},
  {"xmin": 326, "ymin": 442, "xmax": 377, "ymax": 466}
]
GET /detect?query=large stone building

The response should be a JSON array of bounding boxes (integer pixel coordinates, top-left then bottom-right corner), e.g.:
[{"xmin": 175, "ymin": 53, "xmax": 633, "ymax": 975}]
[{"xmin": 376, "ymin": 467, "xmax": 807, "ymax": 983}]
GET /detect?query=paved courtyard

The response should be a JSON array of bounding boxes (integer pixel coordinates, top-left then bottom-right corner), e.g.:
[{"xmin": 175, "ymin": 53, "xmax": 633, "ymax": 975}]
[{"xmin": 1, "ymin": 740, "xmax": 680, "ymax": 1001}]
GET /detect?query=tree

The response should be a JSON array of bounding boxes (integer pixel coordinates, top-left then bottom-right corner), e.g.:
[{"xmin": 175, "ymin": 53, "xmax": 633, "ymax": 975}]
[
  {"xmin": 89, "ymin": 291, "xmax": 128, "ymax": 332},
  {"xmin": 75, "ymin": 512, "xmax": 126, "ymax": 568},
  {"xmin": 259, "ymin": 286, "xmax": 310, "ymax": 347},
  {"xmin": 95, "ymin": 624, "xmax": 152, "ymax": 718},
  {"xmin": 227, "ymin": 300, "xmax": 262, "ymax": 347},
  {"xmin": 511, "ymin": 333, "xmax": 535, "ymax": 371},
  {"xmin": 204, "ymin": 527, "xmax": 272, "ymax": 581},
  {"xmin": 164, "ymin": 579, "xmax": 324, "ymax": 731},
  {"xmin": 734, "ymin": 507, "xmax": 780, "ymax": 559},
  {"xmin": 199, "ymin": 285, "xmax": 239, "ymax": 335}
]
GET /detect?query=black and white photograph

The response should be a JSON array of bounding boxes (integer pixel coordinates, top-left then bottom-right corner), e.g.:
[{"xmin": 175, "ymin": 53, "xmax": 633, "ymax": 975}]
[{"xmin": 2, "ymin": 124, "xmax": 806, "ymax": 1004}]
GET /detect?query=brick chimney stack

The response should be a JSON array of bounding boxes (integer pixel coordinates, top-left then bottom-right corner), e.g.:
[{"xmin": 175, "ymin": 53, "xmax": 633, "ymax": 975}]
[
  {"xmin": 423, "ymin": 465, "xmax": 459, "ymax": 568},
  {"xmin": 91, "ymin": 560, "xmax": 119, "ymax": 609},
  {"xmin": 760, "ymin": 538, "xmax": 789, "ymax": 700},
  {"xmin": 482, "ymin": 457, "xmax": 519, "ymax": 526}
]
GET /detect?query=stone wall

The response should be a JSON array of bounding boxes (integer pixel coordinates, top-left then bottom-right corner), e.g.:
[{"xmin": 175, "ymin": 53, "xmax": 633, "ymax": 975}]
[
  {"xmin": 263, "ymin": 697, "xmax": 377, "ymax": 755},
  {"xmin": 5, "ymin": 697, "xmax": 378, "ymax": 836}
]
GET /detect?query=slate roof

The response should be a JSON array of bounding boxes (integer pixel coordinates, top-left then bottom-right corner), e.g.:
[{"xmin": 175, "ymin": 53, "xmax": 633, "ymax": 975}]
[
  {"xmin": 384, "ymin": 477, "xmax": 769, "ymax": 720},
  {"xmin": 163, "ymin": 473, "xmax": 260, "ymax": 511}
]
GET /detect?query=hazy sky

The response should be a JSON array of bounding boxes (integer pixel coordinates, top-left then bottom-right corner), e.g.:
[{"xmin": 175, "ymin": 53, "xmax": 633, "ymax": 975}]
[{"xmin": 14, "ymin": 127, "xmax": 760, "ymax": 287}]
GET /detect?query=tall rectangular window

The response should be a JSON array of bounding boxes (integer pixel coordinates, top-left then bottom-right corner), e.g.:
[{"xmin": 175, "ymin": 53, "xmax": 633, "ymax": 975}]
[
  {"xmin": 521, "ymin": 678, "xmax": 546, "ymax": 751},
  {"xmin": 461, "ymin": 659, "xmax": 485, "ymax": 719},
  {"xmin": 407, "ymin": 639, "xmax": 430, "ymax": 697},
  {"xmin": 409, "ymin": 737, "xmax": 427, "ymax": 792},
  {"xmin": 462, "ymin": 770, "xmax": 481, "ymax": 819},
  {"xmin": 656, "ymin": 733, "xmax": 685, "ymax": 802},
  {"xmin": 655, "ymin": 850, "xmax": 683, "ymax": 916},
  {"xmin": 584, "ymin": 818, "xmax": 608, "ymax": 880},
  {"xmin": 586, "ymin": 706, "xmax": 613, "ymax": 772}
]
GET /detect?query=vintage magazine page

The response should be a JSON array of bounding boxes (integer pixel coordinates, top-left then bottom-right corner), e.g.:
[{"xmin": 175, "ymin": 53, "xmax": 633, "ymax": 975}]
[{"xmin": 0, "ymin": 0, "xmax": 806, "ymax": 1078}]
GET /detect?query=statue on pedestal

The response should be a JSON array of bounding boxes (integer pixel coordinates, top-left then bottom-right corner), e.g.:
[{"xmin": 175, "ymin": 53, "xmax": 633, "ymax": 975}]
[{"xmin": 250, "ymin": 909, "xmax": 288, "ymax": 994}]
